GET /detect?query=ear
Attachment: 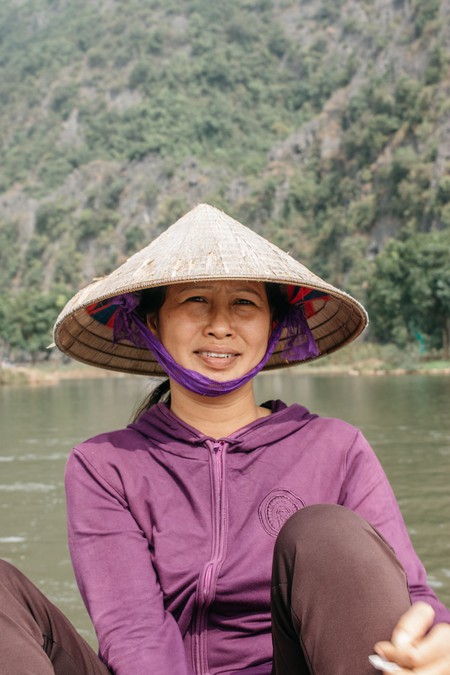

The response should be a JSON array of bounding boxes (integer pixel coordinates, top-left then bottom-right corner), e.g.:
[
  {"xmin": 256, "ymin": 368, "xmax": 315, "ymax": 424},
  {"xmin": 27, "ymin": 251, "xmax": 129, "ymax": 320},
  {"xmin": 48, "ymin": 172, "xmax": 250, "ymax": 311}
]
[{"xmin": 146, "ymin": 313, "xmax": 158, "ymax": 335}]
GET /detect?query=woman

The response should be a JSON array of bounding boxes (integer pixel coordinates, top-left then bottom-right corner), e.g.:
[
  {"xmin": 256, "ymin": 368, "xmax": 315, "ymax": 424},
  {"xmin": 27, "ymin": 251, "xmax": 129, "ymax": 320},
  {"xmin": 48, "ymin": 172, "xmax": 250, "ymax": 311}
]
[{"xmin": 2, "ymin": 204, "xmax": 450, "ymax": 674}]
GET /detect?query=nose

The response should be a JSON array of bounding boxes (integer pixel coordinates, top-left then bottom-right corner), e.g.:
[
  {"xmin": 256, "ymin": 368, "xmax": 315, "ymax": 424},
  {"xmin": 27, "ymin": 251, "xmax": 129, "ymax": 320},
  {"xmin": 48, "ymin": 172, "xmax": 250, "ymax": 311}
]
[{"xmin": 204, "ymin": 304, "xmax": 235, "ymax": 338}]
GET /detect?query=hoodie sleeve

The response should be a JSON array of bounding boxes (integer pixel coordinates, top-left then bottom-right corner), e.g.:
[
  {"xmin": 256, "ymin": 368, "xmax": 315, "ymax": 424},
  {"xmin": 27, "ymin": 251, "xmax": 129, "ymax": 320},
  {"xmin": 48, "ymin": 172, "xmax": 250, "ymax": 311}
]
[
  {"xmin": 339, "ymin": 429, "xmax": 450, "ymax": 625},
  {"xmin": 65, "ymin": 447, "xmax": 193, "ymax": 675}
]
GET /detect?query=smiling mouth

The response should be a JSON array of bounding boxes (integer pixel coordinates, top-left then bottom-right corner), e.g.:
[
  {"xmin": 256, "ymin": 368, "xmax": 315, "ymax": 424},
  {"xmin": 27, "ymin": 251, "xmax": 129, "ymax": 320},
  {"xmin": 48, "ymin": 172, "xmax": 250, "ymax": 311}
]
[{"xmin": 197, "ymin": 351, "xmax": 237, "ymax": 359}]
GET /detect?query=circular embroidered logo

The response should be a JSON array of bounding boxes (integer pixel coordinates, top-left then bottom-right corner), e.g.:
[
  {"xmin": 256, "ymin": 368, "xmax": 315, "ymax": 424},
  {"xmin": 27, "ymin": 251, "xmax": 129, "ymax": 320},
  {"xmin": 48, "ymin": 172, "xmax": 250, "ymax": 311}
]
[{"xmin": 258, "ymin": 489, "xmax": 305, "ymax": 537}]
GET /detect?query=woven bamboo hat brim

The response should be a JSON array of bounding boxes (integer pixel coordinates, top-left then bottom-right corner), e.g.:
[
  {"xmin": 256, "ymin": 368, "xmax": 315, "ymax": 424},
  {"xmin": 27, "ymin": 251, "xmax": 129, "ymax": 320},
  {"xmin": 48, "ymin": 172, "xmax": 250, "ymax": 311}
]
[{"xmin": 53, "ymin": 203, "xmax": 368, "ymax": 375}]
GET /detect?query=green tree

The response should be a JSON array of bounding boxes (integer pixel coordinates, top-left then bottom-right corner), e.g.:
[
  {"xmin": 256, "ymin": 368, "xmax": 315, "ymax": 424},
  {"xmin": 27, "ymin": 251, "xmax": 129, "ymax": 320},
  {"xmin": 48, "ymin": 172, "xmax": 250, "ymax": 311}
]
[
  {"xmin": 367, "ymin": 231, "xmax": 450, "ymax": 356},
  {"xmin": 0, "ymin": 287, "xmax": 69, "ymax": 363}
]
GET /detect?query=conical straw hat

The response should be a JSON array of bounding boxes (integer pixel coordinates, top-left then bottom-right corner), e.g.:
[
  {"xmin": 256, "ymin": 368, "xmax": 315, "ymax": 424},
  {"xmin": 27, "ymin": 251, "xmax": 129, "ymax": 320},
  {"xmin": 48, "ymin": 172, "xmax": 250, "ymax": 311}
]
[{"xmin": 53, "ymin": 203, "xmax": 368, "ymax": 375}]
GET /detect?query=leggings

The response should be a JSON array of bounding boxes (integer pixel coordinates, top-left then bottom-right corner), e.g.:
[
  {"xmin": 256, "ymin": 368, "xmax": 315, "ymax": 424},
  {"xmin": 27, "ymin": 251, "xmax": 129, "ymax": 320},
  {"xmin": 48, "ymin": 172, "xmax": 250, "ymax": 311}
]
[
  {"xmin": 271, "ymin": 504, "xmax": 411, "ymax": 674},
  {"xmin": 0, "ymin": 505, "xmax": 411, "ymax": 674}
]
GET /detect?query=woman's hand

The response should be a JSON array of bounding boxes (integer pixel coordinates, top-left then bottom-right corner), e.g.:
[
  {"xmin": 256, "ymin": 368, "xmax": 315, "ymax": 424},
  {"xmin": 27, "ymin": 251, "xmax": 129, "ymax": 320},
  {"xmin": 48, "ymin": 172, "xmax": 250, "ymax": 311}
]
[{"xmin": 374, "ymin": 602, "xmax": 450, "ymax": 673}]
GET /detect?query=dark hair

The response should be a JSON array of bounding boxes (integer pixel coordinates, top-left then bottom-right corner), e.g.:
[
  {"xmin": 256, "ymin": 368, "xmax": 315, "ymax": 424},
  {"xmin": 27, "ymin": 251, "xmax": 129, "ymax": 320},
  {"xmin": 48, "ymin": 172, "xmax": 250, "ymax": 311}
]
[
  {"xmin": 265, "ymin": 283, "xmax": 289, "ymax": 323},
  {"xmin": 132, "ymin": 378, "xmax": 171, "ymax": 421},
  {"xmin": 131, "ymin": 282, "xmax": 289, "ymax": 421},
  {"xmin": 136, "ymin": 286, "xmax": 166, "ymax": 319},
  {"xmin": 131, "ymin": 286, "xmax": 170, "ymax": 421}
]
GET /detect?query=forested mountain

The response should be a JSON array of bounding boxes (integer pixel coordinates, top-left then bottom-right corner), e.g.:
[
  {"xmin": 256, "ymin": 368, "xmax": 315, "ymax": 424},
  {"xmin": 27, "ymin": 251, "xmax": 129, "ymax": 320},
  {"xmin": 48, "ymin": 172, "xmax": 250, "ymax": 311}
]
[{"xmin": 0, "ymin": 0, "xmax": 449, "ymax": 360}]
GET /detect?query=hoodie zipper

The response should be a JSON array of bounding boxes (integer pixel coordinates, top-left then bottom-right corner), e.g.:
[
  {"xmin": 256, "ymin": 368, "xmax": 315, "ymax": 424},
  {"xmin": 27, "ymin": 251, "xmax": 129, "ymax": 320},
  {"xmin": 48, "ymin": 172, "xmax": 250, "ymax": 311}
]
[{"xmin": 192, "ymin": 440, "xmax": 227, "ymax": 675}]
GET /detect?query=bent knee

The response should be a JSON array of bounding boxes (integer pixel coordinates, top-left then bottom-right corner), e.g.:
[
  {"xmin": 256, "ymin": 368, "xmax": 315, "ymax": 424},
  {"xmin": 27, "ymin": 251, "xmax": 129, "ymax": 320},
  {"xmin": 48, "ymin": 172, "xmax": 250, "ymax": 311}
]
[
  {"xmin": 274, "ymin": 504, "xmax": 372, "ymax": 558},
  {"xmin": 0, "ymin": 559, "xmax": 27, "ymax": 586},
  {"xmin": 0, "ymin": 559, "xmax": 17, "ymax": 577},
  {"xmin": 276, "ymin": 503, "xmax": 357, "ymax": 539}
]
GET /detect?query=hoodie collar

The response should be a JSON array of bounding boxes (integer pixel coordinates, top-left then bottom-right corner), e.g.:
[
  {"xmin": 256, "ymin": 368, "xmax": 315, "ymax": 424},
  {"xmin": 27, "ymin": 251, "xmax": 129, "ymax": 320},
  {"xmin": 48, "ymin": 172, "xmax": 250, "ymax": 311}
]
[{"xmin": 128, "ymin": 401, "xmax": 317, "ymax": 456}]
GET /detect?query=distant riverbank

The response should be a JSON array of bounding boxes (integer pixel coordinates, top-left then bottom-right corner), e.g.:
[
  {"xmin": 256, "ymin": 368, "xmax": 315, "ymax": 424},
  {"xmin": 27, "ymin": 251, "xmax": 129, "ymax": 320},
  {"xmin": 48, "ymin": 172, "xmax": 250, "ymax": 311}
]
[
  {"xmin": 0, "ymin": 362, "xmax": 127, "ymax": 386},
  {"xmin": 2, "ymin": 343, "xmax": 450, "ymax": 386}
]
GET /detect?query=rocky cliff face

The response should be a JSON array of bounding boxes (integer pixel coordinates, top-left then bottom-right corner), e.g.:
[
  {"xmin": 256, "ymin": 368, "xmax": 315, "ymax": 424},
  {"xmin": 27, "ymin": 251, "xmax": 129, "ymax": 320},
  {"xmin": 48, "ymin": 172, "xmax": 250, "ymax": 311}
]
[{"xmin": 0, "ymin": 0, "xmax": 449, "ymax": 299}]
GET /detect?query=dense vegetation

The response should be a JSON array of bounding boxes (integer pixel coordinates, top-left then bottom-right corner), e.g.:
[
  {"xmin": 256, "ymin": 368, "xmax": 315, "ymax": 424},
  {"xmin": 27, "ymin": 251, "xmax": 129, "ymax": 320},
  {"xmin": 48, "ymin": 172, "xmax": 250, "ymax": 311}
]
[{"xmin": 0, "ymin": 0, "xmax": 449, "ymax": 363}]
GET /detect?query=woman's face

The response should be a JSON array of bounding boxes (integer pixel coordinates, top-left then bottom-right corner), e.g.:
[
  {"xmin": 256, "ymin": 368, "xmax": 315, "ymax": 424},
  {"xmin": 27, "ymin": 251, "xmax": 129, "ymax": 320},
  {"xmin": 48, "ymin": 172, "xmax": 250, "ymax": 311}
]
[{"xmin": 150, "ymin": 281, "xmax": 272, "ymax": 381}]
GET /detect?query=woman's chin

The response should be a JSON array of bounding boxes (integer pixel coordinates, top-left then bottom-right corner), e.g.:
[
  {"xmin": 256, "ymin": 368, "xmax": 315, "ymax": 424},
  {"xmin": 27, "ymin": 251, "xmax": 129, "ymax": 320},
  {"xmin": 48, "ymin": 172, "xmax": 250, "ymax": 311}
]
[
  {"xmin": 200, "ymin": 368, "xmax": 239, "ymax": 382},
  {"xmin": 193, "ymin": 355, "xmax": 242, "ymax": 379}
]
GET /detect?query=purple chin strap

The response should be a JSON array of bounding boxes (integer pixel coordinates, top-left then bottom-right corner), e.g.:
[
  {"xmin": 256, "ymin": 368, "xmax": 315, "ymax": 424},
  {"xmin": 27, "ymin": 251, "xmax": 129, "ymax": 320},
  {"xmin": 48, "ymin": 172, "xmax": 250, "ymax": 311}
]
[{"xmin": 109, "ymin": 293, "xmax": 318, "ymax": 397}]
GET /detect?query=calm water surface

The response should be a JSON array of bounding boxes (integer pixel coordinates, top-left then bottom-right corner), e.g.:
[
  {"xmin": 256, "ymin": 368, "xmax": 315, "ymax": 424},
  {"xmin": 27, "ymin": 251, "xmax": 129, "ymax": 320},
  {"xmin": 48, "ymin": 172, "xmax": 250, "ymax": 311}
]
[{"xmin": 0, "ymin": 373, "xmax": 449, "ymax": 646}]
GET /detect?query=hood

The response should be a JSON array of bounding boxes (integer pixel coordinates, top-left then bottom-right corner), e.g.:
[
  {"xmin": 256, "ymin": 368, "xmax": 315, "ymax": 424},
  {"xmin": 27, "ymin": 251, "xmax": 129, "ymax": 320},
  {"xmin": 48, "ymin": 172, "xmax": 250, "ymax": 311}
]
[{"xmin": 127, "ymin": 400, "xmax": 317, "ymax": 454}]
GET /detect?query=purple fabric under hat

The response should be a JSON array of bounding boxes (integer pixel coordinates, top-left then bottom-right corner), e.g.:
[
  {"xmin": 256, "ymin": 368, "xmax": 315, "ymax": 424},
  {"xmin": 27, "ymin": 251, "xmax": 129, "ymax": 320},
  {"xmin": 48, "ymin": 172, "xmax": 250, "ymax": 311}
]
[{"xmin": 87, "ymin": 291, "xmax": 318, "ymax": 396}]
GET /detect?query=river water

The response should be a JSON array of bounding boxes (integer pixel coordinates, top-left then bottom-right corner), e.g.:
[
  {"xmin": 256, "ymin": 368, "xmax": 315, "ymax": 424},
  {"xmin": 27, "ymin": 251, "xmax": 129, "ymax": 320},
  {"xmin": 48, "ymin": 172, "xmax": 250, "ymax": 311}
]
[{"xmin": 0, "ymin": 372, "xmax": 449, "ymax": 645}]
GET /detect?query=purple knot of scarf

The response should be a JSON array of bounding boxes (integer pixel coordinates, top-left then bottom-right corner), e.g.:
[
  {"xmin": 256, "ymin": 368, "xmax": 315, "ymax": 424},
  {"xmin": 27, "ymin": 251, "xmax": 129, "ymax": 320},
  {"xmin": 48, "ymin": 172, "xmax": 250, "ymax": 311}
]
[{"xmin": 109, "ymin": 292, "xmax": 318, "ymax": 396}]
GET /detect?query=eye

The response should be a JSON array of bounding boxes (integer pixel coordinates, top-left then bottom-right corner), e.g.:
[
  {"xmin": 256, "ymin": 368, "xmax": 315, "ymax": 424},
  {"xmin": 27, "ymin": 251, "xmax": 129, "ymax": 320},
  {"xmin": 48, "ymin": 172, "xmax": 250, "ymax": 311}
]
[
  {"xmin": 235, "ymin": 298, "xmax": 255, "ymax": 306},
  {"xmin": 185, "ymin": 295, "xmax": 206, "ymax": 303}
]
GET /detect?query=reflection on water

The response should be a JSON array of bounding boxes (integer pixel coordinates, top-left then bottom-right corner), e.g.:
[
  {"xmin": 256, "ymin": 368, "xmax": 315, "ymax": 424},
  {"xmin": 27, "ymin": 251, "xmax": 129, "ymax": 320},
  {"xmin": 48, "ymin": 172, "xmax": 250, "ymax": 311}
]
[{"xmin": 0, "ymin": 372, "xmax": 449, "ymax": 646}]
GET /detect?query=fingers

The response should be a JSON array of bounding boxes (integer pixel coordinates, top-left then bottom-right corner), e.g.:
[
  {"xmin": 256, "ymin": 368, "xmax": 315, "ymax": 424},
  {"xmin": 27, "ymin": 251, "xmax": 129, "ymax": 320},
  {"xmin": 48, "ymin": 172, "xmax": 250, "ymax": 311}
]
[
  {"xmin": 391, "ymin": 602, "xmax": 435, "ymax": 647},
  {"xmin": 391, "ymin": 653, "xmax": 450, "ymax": 674},
  {"xmin": 375, "ymin": 603, "xmax": 434, "ymax": 668},
  {"xmin": 374, "ymin": 603, "xmax": 450, "ymax": 673},
  {"xmin": 411, "ymin": 623, "xmax": 450, "ymax": 666},
  {"xmin": 378, "ymin": 626, "xmax": 450, "ymax": 670}
]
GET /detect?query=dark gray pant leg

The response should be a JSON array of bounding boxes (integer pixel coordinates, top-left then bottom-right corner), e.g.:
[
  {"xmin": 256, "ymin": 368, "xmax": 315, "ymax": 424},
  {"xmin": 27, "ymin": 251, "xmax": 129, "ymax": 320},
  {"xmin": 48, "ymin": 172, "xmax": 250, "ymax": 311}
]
[
  {"xmin": 271, "ymin": 504, "xmax": 412, "ymax": 675},
  {"xmin": 0, "ymin": 559, "xmax": 110, "ymax": 675}
]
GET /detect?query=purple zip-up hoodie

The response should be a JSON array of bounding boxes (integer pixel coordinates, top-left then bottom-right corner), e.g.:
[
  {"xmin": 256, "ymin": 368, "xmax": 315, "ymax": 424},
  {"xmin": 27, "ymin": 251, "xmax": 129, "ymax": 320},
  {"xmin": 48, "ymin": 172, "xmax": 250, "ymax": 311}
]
[{"xmin": 65, "ymin": 401, "xmax": 450, "ymax": 675}]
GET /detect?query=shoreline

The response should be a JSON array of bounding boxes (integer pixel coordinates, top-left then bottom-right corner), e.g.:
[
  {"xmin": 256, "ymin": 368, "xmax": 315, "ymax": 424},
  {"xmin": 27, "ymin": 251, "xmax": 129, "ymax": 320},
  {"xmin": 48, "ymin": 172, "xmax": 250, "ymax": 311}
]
[
  {"xmin": 0, "ymin": 363, "xmax": 127, "ymax": 386},
  {"xmin": 2, "ymin": 357, "xmax": 450, "ymax": 386}
]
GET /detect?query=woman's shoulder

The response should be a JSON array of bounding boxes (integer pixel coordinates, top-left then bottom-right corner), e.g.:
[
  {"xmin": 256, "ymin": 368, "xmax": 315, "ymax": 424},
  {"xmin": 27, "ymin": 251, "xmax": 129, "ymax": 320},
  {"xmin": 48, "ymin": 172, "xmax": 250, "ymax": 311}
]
[
  {"xmin": 274, "ymin": 400, "xmax": 361, "ymax": 435},
  {"xmin": 67, "ymin": 425, "xmax": 148, "ymax": 478},
  {"xmin": 259, "ymin": 401, "xmax": 366, "ymax": 461},
  {"xmin": 71, "ymin": 403, "xmax": 170, "ymax": 456},
  {"xmin": 74, "ymin": 426, "xmax": 141, "ymax": 452}
]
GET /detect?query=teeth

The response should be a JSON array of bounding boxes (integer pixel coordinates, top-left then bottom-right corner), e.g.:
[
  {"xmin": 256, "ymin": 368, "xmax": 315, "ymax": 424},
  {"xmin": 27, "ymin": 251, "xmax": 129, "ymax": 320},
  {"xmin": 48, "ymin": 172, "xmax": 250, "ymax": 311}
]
[{"xmin": 202, "ymin": 352, "xmax": 233, "ymax": 359}]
